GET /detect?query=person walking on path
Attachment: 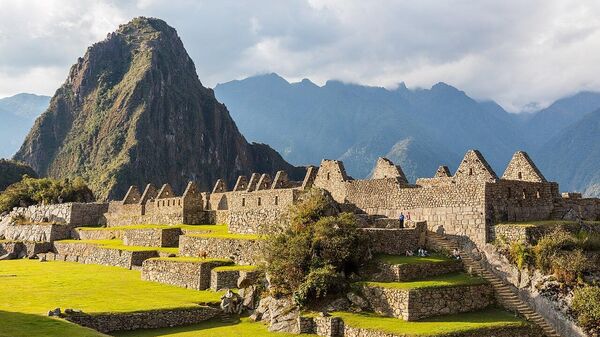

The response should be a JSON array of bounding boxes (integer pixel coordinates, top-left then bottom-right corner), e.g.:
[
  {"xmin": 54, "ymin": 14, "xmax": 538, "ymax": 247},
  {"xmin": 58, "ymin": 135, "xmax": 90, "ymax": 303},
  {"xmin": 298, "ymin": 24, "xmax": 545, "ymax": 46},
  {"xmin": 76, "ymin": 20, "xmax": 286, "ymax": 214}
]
[{"xmin": 399, "ymin": 212, "xmax": 405, "ymax": 228}]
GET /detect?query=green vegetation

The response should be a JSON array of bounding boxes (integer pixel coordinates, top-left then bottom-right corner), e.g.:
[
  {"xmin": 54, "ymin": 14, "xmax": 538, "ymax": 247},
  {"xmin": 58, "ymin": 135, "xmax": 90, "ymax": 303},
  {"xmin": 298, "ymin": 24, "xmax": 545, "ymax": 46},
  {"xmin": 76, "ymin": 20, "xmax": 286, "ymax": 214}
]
[
  {"xmin": 151, "ymin": 257, "xmax": 233, "ymax": 264},
  {"xmin": 213, "ymin": 265, "xmax": 258, "ymax": 272},
  {"xmin": 357, "ymin": 272, "xmax": 487, "ymax": 290},
  {"xmin": 264, "ymin": 189, "xmax": 370, "ymax": 306},
  {"xmin": 56, "ymin": 239, "xmax": 178, "ymax": 254},
  {"xmin": 573, "ymin": 286, "xmax": 600, "ymax": 331},
  {"xmin": 508, "ymin": 241, "xmax": 533, "ymax": 270},
  {"xmin": 332, "ymin": 309, "xmax": 528, "ymax": 336},
  {"xmin": 0, "ymin": 175, "xmax": 94, "ymax": 213},
  {"xmin": 495, "ymin": 220, "xmax": 577, "ymax": 227},
  {"xmin": 113, "ymin": 316, "xmax": 316, "ymax": 337},
  {"xmin": 0, "ymin": 159, "xmax": 37, "ymax": 191},
  {"xmin": 0, "ymin": 311, "xmax": 106, "ymax": 337},
  {"xmin": 0, "ymin": 260, "xmax": 223, "ymax": 315},
  {"xmin": 376, "ymin": 254, "xmax": 452, "ymax": 265}
]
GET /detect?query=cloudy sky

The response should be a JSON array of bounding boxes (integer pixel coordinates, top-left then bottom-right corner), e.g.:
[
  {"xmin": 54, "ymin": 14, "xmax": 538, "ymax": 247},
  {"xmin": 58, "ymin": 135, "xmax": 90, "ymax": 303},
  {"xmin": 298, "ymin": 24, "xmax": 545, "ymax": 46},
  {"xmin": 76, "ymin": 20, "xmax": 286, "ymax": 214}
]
[{"xmin": 1, "ymin": 0, "xmax": 600, "ymax": 111}]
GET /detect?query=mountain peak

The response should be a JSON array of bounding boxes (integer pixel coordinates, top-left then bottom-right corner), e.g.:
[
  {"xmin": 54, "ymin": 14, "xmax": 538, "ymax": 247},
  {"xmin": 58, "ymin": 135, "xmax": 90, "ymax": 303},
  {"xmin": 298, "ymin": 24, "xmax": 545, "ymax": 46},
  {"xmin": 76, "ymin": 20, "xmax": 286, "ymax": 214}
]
[{"xmin": 14, "ymin": 18, "xmax": 300, "ymax": 198}]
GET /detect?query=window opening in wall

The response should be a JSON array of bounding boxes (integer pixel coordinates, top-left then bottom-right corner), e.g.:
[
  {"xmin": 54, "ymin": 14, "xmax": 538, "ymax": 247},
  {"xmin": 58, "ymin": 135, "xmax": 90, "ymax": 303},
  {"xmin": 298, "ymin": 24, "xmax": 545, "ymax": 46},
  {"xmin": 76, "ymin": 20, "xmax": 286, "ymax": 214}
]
[
  {"xmin": 274, "ymin": 196, "xmax": 279, "ymax": 205},
  {"xmin": 507, "ymin": 187, "xmax": 512, "ymax": 198},
  {"xmin": 242, "ymin": 198, "xmax": 246, "ymax": 207},
  {"xmin": 522, "ymin": 189, "xmax": 527, "ymax": 199},
  {"xmin": 536, "ymin": 189, "xmax": 541, "ymax": 199},
  {"xmin": 178, "ymin": 199, "xmax": 181, "ymax": 206},
  {"xmin": 468, "ymin": 168, "xmax": 473, "ymax": 176},
  {"xmin": 327, "ymin": 172, "xmax": 331, "ymax": 180},
  {"xmin": 518, "ymin": 172, "xmax": 522, "ymax": 179},
  {"xmin": 258, "ymin": 197, "xmax": 262, "ymax": 206}
]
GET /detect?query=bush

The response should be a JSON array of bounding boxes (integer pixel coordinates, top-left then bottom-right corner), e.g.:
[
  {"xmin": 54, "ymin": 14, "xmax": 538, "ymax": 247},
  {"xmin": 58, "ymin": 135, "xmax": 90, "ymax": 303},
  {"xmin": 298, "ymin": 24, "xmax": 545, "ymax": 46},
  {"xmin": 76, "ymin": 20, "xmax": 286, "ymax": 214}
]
[
  {"xmin": 289, "ymin": 188, "xmax": 339, "ymax": 229},
  {"xmin": 0, "ymin": 176, "xmax": 95, "ymax": 213},
  {"xmin": 533, "ymin": 229, "xmax": 577, "ymax": 273},
  {"xmin": 264, "ymin": 189, "xmax": 370, "ymax": 306},
  {"xmin": 508, "ymin": 241, "xmax": 532, "ymax": 270},
  {"xmin": 574, "ymin": 230, "xmax": 600, "ymax": 251},
  {"xmin": 573, "ymin": 286, "xmax": 600, "ymax": 330},
  {"xmin": 551, "ymin": 249, "xmax": 587, "ymax": 285}
]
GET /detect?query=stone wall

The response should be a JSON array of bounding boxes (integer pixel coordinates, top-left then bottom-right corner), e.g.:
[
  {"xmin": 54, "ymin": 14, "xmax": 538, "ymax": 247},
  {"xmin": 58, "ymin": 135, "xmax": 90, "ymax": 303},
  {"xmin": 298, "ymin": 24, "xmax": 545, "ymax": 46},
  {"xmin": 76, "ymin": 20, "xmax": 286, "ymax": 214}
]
[
  {"xmin": 486, "ymin": 180, "xmax": 557, "ymax": 224},
  {"xmin": 179, "ymin": 235, "xmax": 264, "ymax": 265},
  {"xmin": 73, "ymin": 228, "xmax": 123, "ymax": 240},
  {"xmin": 0, "ymin": 241, "xmax": 52, "ymax": 258},
  {"xmin": 65, "ymin": 306, "xmax": 219, "ymax": 333},
  {"xmin": 3, "ymin": 203, "xmax": 108, "ymax": 226},
  {"xmin": 373, "ymin": 260, "xmax": 463, "ymax": 282},
  {"xmin": 53, "ymin": 242, "xmax": 158, "ymax": 269},
  {"xmin": 554, "ymin": 197, "xmax": 600, "ymax": 221},
  {"xmin": 210, "ymin": 269, "xmax": 239, "ymax": 290},
  {"xmin": 359, "ymin": 283, "xmax": 494, "ymax": 321},
  {"xmin": 123, "ymin": 227, "xmax": 181, "ymax": 247},
  {"xmin": 141, "ymin": 258, "xmax": 232, "ymax": 290},
  {"xmin": 363, "ymin": 228, "xmax": 422, "ymax": 255},
  {"xmin": 2, "ymin": 224, "xmax": 72, "ymax": 242}
]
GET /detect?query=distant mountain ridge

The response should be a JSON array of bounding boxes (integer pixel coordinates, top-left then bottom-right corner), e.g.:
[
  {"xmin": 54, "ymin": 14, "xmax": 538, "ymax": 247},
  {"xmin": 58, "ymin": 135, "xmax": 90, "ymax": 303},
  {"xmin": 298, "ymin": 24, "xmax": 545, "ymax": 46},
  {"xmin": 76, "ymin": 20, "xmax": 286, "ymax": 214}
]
[
  {"xmin": 215, "ymin": 73, "xmax": 600, "ymax": 196},
  {"xmin": 0, "ymin": 93, "xmax": 50, "ymax": 158},
  {"xmin": 13, "ymin": 18, "xmax": 302, "ymax": 199},
  {"xmin": 5, "ymin": 72, "xmax": 600, "ymax": 197}
]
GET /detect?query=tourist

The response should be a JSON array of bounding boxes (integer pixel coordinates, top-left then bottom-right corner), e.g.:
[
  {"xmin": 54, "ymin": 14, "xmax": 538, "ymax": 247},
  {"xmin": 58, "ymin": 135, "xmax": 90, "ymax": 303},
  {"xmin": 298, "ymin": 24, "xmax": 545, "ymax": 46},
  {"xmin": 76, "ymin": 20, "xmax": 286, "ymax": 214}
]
[
  {"xmin": 399, "ymin": 212, "xmax": 405, "ymax": 228},
  {"xmin": 405, "ymin": 250, "xmax": 414, "ymax": 256},
  {"xmin": 452, "ymin": 248, "xmax": 461, "ymax": 260},
  {"xmin": 418, "ymin": 248, "xmax": 429, "ymax": 257}
]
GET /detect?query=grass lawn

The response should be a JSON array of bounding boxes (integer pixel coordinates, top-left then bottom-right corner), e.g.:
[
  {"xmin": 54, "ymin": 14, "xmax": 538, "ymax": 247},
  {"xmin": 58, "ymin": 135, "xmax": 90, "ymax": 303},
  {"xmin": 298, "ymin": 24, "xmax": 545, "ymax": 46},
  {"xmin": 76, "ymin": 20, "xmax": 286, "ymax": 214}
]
[
  {"xmin": 0, "ymin": 259, "xmax": 223, "ymax": 314},
  {"xmin": 376, "ymin": 254, "xmax": 453, "ymax": 265},
  {"xmin": 357, "ymin": 272, "xmax": 487, "ymax": 290},
  {"xmin": 332, "ymin": 309, "xmax": 528, "ymax": 336},
  {"xmin": 57, "ymin": 239, "xmax": 179, "ymax": 254},
  {"xmin": 0, "ymin": 311, "xmax": 108, "ymax": 337},
  {"xmin": 113, "ymin": 316, "xmax": 315, "ymax": 337}
]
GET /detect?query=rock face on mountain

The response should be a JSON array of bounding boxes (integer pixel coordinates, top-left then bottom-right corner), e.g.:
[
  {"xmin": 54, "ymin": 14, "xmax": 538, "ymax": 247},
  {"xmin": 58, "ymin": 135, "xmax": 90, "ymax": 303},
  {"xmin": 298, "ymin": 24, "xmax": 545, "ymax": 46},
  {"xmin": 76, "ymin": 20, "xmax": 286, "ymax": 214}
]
[
  {"xmin": 14, "ymin": 17, "xmax": 302, "ymax": 199},
  {"xmin": 0, "ymin": 159, "xmax": 37, "ymax": 191}
]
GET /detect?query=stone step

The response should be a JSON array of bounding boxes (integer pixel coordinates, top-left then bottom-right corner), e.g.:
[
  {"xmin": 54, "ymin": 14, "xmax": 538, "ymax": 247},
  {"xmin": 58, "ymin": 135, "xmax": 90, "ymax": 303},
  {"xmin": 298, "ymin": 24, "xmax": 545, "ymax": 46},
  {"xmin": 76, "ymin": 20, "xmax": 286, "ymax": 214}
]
[{"xmin": 426, "ymin": 231, "xmax": 563, "ymax": 337}]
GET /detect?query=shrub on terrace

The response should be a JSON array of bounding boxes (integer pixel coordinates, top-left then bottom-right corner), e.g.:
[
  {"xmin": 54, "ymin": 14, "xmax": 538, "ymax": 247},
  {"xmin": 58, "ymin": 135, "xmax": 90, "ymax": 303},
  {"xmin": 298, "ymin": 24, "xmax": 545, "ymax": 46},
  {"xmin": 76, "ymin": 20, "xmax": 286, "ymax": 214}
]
[
  {"xmin": 533, "ymin": 229, "xmax": 577, "ymax": 273},
  {"xmin": 508, "ymin": 241, "xmax": 532, "ymax": 270},
  {"xmin": 0, "ymin": 176, "xmax": 95, "ymax": 213},
  {"xmin": 573, "ymin": 286, "xmax": 600, "ymax": 331},
  {"xmin": 264, "ymin": 189, "xmax": 370, "ymax": 306},
  {"xmin": 551, "ymin": 249, "xmax": 587, "ymax": 285}
]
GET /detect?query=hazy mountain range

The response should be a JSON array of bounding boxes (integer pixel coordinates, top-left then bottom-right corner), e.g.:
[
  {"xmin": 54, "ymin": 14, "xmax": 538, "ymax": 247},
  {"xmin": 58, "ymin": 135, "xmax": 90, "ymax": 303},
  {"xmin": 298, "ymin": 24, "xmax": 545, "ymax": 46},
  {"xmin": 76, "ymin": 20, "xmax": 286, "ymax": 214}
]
[
  {"xmin": 1, "ymin": 70, "xmax": 599, "ymax": 197},
  {"xmin": 0, "ymin": 93, "xmax": 50, "ymax": 158},
  {"xmin": 213, "ymin": 73, "xmax": 600, "ymax": 196}
]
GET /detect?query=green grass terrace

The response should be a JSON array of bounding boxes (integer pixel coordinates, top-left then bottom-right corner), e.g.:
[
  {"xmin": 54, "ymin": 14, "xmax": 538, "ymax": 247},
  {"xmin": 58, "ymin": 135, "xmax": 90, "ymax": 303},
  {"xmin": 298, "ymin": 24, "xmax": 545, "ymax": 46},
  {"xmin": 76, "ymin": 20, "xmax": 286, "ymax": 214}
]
[
  {"xmin": 56, "ymin": 239, "xmax": 179, "ymax": 254},
  {"xmin": 356, "ymin": 272, "xmax": 487, "ymax": 290},
  {"xmin": 329, "ymin": 309, "xmax": 530, "ymax": 337},
  {"xmin": 375, "ymin": 254, "xmax": 453, "ymax": 265}
]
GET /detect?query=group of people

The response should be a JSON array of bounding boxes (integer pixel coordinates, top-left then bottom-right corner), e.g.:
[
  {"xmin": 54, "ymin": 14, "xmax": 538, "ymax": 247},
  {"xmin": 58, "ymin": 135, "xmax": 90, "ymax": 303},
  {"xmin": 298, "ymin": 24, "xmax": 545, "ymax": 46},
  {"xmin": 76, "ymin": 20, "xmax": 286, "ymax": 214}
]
[
  {"xmin": 405, "ymin": 247, "xmax": 430, "ymax": 257},
  {"xmin": 398, "ymin": 212, "xmax": 410, "ymax": 228}
]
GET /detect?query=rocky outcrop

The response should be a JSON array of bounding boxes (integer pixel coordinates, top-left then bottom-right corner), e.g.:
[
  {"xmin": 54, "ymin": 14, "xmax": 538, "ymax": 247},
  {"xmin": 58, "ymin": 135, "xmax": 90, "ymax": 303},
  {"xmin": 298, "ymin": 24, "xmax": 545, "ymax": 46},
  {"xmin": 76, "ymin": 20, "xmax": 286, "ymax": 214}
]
[{"xmin": 14, "ymin": 17, "xmax": 303, "ymax": 199}]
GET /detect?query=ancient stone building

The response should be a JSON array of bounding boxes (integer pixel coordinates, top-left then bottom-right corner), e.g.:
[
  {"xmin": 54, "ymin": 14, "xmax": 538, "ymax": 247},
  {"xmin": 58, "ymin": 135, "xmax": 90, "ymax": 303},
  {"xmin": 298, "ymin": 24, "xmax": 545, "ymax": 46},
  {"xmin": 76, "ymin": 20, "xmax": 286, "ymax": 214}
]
[{"xmin": 103, "ymin": 150, "xmax": 600, "ymax": 246}]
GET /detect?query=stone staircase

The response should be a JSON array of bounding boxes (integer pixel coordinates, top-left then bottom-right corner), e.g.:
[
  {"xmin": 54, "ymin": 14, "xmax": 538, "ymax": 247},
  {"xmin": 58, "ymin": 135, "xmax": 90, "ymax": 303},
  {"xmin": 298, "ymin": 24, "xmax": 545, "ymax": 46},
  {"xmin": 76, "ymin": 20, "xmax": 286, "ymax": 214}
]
[{"xmin": 426, "ymin": 231, "xmax": 562, "ymax": 337}]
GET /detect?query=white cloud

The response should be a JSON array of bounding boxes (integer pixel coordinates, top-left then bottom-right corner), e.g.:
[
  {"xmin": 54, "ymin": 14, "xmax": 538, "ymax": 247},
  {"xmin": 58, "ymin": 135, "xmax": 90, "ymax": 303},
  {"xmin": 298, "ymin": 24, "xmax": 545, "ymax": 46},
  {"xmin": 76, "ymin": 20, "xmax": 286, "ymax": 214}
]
[{"xmin": 1, "ymin": 0, "xmax": 600, "ymax": 111}]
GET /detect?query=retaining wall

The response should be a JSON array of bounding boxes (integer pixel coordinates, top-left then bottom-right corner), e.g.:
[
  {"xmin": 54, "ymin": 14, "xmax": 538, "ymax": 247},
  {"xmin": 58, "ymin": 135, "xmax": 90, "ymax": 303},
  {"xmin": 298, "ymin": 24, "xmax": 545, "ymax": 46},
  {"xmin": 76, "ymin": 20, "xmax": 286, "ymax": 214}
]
[
  {"xmin": 179, "ymin": 235, "xmax": 264, "ymax": 265},
  {"xmin": 65, "ymin": 306, "xmax": 219, "ymax": 333},
  {"xmin": 359, "ymin": 283, "xmax": 494, "ymax": 321},
  {"xmin": 141, "ymin": 258, "xmax": 231, "ymax": 290}
]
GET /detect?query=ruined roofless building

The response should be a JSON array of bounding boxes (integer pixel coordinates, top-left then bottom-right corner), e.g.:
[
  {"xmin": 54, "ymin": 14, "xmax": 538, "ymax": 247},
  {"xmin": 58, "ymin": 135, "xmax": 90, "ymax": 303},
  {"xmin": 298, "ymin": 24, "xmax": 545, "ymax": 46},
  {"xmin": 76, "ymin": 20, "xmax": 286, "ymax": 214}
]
[{"xmin": 105, "ymin": 150, "xmax": 600, "ymax": 246}]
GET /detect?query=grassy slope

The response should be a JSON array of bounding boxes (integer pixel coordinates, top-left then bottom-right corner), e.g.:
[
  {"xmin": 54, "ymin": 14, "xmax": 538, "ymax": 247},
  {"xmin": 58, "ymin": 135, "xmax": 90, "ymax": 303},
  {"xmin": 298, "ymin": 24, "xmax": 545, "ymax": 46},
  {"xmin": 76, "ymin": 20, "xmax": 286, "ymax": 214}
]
[
  {"xmin": 113, "ymin": 317, "xmax": 314, "ymax": 337},
  {"xmin": 358, "ymin": 272, "xmax": 487, "ymax": 290},
  {"xmin": 376, "ymin": 254, "xmax": 453, "ymax": 265},
  {"xmin": 333, "ymin": 309, "xmax": 528, "ymax": 336},
  {"xmin": 0, "ymin": 260, "xmax": 222, "ymax": 314},
  {"xmin": 0, "ymin": 311, "xmax": 107, "ymax": 337}
]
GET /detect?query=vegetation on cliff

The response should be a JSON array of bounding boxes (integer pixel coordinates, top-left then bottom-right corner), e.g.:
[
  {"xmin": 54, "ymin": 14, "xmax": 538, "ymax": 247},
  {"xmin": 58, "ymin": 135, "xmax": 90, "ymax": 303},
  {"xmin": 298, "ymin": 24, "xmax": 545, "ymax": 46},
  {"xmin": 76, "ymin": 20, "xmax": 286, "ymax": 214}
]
[
  {"xmin": 0, "ymin": 176, "xmax": 94, "ymax": 213},
  {"xmin": 0, "ymin": 159, "xmax": 37, "ymax": 191},
  {"xmin": 264, "ymin": 189, "xmax": 370, "ymax": 306}
]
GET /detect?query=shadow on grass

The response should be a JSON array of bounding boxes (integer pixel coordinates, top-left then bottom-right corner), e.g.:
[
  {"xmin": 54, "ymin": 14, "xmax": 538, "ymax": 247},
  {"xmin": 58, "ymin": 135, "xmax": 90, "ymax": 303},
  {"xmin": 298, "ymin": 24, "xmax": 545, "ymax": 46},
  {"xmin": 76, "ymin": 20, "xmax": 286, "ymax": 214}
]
[
  {"xmin": 0, "ymin": 310, "xmax": 106, "ymax": 337},
  {"xmin": 113, "ymin": 316, "xmax": 244, "ymax": 337}
]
